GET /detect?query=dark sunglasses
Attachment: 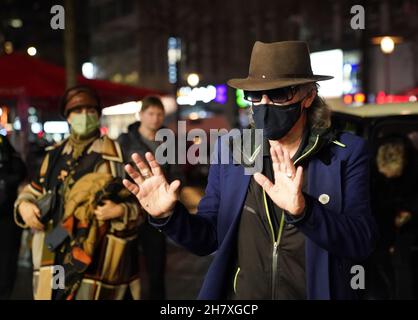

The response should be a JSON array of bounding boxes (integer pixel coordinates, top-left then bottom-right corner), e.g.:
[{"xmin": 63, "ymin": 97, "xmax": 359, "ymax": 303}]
[
  {"xmin": 69, "ymin": 105, "xmax": 99, "ymax": 113},
  {"xmin": 244, "ymin": 86, "xmax": 298, "ymax": 104}
]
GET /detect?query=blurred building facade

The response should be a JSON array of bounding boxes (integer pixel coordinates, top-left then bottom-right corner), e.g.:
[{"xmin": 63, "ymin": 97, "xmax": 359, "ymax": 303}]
[
  {"xmin": 89, "ymin": 0, "xmax": 417, "ymax": 96},
  {"xmin": 1, "ymin": 0, "xmax": 417, "ymax": 132},
  {"xmin": 0, "ymin": 0, "xmax": 90, "ymax": 70},
  {"xmin": 1, "ymin": 0, "xmax": 416, "ymax": 96}
]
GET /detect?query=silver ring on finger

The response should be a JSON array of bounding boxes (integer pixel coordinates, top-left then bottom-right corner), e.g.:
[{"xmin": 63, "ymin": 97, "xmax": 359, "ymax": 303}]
[{"xmin": 141, "ymin": 170, "xmax": 152, "ymax": 179}]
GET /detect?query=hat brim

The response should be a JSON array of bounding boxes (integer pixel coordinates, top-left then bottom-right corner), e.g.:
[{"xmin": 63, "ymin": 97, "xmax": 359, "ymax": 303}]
[
  {"xmin": 227, "ymin": 75, "xmax": 333, "ymax": 91},
  {"xmin": 61, "ymin": 104, "xmax": 102, "ymax": 118}
]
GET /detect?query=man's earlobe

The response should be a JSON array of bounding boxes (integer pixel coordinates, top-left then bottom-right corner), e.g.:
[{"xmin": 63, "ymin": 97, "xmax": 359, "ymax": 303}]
[
  {"xmin": 304, "ymin": 90, "xmax": 316, "ymax": 108},
  {"xmin": 302, "ymin": 97, "xmax": 312, "ymax": 109}
]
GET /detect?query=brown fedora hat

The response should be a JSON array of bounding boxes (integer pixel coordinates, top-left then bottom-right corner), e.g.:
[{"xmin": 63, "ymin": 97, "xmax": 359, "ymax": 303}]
[{"xmin": 227, "ymin": 41, "xmax": 333, "ymax": 91}]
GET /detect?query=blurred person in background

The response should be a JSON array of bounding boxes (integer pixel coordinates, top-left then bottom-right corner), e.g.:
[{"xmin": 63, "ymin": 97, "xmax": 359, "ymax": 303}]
[
  {"xmin": 371, "ymin": 136, "xmax": 418, "ymax": 299},
  {"xmin": 14, "ymin": 85, "xmax": 142, "ymax": 300},
  {"xmin": 26, "ymin": 137, "xmax": 51, "ymax": 183},
  {"xmin": 118, "ymin": 96, "xmax": 184, "ymax": 300},
  {"xmin": 0, "ymin": 132, "xmax": 26, "ymax": 299}
]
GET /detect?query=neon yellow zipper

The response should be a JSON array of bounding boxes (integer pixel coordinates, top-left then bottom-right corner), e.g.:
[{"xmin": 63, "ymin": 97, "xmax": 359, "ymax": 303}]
[
  {"xmin": 233, "ymin": 267, "xmax": 241, "ymax": 293},
  {"xmin": 294, "ymin": 134, "xmax": 320, "ymax": 165},
  {"xmin": 263, "ymin": 134, "xmax": 319, "ymax": 299},
  {"xmin": 332, "ymin": 140, "xmax": 346, "ymax": 148},
  {"xmin": 263, "ymin": 191, "xmax": 285, "ymax": 244},
  {"xmin": 263, "ymin": 134, "xmax": 319, "ymax": 244}
]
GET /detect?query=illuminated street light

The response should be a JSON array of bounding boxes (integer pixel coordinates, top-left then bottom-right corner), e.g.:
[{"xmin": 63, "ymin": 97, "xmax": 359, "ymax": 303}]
[
  {"xmin": 43, "ymin": 121, "xmax": 69, "ymax": 134},
  {"xmin": 10, "ymin": 19, "xmax": 23, "ymax": 28},
  {"xmin": 82, "ymin": 62, "xmax": 95, "ymax": 79},
  {"xmin": 102, "ymin": 101, "xmax": 142, "ymax": 116},
  {"xmin": 380, "ymin": 37, "xmax": 395, "ymax": 94},
  {"xmin": 4, "ymin": 41, "xmax": 13, "ymax": 54},
  {"xmin": 27, "ymin": 46, "xmax": 37, "ymax": 56},
  {"xmin": 371, "ymin": 36, "xmax": 403, "ymax": 95},
  {"xmin": 380, "ymin": 36, "xmax": 395, "ymax": 54},
  {"xmin": 187, "ymin": 73, "xmax": 200, "ymax": 87}
]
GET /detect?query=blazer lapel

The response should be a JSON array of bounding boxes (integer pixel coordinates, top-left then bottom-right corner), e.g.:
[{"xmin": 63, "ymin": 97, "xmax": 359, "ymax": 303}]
[{"xmin": 218, "ymin": 164, "xmax": 251, "ymax": 241}]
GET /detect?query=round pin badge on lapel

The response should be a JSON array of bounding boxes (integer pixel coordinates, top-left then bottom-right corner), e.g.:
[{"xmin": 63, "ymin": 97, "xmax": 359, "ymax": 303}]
[{"xmin": 318, "ymin": 194, "xmax": 330, "ymax": 205}]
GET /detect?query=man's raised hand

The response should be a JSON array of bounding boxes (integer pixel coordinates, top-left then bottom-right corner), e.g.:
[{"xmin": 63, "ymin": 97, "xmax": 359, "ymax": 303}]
[
  {"xmin": 123, "ymin": 152, "xmax": 181, "ymax": 219},
  {"xmin": 253, "ymin": 144, "xmax": 305, "ymax": 216}
]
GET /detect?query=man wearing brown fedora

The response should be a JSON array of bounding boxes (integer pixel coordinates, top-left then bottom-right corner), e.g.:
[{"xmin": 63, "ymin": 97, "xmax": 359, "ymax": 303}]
[{"xmin": 123, "ymin": 41, "xmax": 378, "ymax": 299}]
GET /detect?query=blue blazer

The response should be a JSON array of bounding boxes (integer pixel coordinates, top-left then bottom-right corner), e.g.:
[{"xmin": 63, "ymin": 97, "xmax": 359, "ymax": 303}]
[{"xmin": 152, "ymin": 132, "xmax": 379, "ymax": 300}]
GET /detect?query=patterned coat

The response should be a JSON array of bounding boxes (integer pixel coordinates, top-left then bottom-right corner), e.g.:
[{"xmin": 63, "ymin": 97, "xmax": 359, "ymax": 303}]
[{"xmin": 14, "ymin": 135, "xmax": 142, "ymax": 300}]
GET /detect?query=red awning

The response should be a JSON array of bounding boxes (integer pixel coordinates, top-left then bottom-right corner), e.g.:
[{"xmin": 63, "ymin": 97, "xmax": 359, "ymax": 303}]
[
  {"xmin": 402, "ymin": 87, "xmax": 418, "ymax": 96},
  {"xmin": 0, "ymin": 53, "xmax": 163, "ymax": 110}
]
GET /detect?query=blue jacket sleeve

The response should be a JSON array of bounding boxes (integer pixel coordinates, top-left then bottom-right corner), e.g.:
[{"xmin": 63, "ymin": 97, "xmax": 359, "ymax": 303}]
[
  {"xmin": 149, "ymin": 142, "xmax": 221, "ymax": 256},
  {"xmin": 286, "ymin": 139, "xmax": 379, "ymax": 261}
]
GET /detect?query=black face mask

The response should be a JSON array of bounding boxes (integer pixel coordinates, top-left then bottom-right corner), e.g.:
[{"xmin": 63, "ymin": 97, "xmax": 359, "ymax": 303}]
[{"xmin": 252, "ymin": 101, "xmax": 302, "ymax": 140}]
